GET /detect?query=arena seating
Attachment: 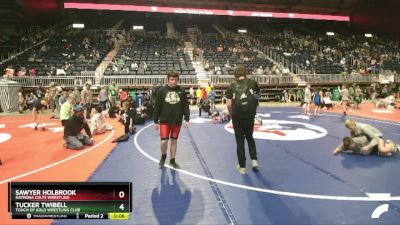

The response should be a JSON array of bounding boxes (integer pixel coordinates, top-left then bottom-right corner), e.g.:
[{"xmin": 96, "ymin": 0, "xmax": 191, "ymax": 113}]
[
  {"xmin": 104, "ymin": 36, "xmax": 196, "ymax": 76},
  {"xmin": 258, "ymin": 28, "xmax": 400, "ymax": 74},
  {"xmin": 1, "ymin": 30, "xmax": 111, "ymax": 77},
  {"xmin": 0, "ymin": 28, "xmax": 49, "ymax": 61},
  {"xmin": 201, "ymin": 39, "xmax": 274, "ymax": 75}
]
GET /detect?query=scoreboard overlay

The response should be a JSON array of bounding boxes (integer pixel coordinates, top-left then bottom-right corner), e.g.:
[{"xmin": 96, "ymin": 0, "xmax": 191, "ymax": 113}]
[{"xmin": 8, "ymin": 182, "xmax": 132, "ymax": 220}]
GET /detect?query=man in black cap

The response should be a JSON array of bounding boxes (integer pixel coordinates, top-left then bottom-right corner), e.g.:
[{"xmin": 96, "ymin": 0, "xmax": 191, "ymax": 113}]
[{"xmin": 64, "ymin": 105, "xmax": 94, "ymax": 150}]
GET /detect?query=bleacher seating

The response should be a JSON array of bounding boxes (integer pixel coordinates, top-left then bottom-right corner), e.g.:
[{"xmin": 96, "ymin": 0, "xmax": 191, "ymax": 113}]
[
  {"xmin": 105, "ymin": 36, "xmax": 196, "ymax": 76},
  {"xmin": 258, "ymin": 28, "xmax": 400, "ymax": 74},
  {"xmin": 200, "ymin": 38, "xmax": 274, "ymax": 75},
  {"xmin": 0, "ymin": 27, "xmax": 50, "ymax": 61},
  {"xmin": 1, "ymin": 30, "xmax": 111, "ymax": 77}
]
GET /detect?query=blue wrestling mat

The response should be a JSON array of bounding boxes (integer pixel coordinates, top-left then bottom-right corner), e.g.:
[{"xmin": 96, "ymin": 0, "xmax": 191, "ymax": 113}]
[{"xmin": 54, "ymin": 107, "xmax": 400, "ymax": 225}]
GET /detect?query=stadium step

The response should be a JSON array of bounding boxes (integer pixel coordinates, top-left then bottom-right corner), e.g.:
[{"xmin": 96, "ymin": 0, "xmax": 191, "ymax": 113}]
[
  {"xmin": 192, "ymin": 61, "xmax": 209, "ymax": 86},
  {"xmin": 166, "ymin": 22, "xmax": 176, "ymax": 38},
  {"xmin": 184, "ymin": 42, "xmax": 194, "ymax": 60}
]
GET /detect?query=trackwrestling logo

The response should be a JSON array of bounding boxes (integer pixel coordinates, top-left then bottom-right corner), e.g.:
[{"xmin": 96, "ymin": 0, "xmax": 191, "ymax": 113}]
[{"xmin": 224, "ymin": 120, "xmax": 327, "ymax": 141}]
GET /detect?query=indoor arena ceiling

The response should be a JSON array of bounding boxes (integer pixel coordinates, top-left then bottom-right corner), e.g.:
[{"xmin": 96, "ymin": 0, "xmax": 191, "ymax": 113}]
[
  {"xmin": 1, "ymin": 0, "xmax": 400, "ymax": 24},
  {"xmin": 61, "ymin": 0, "xmax": 400, "ymax": 16}
]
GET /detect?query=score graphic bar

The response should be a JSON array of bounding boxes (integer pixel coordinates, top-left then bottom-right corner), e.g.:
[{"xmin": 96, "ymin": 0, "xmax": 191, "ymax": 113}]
[{"xmin": 8, "ymin": 182, "xmax": 132, "ymax": 220}]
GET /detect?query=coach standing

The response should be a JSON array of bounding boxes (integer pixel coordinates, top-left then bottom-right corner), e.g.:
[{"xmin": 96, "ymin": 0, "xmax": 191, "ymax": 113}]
[{"xmin": 227, "ymin": 66, "xmax": 260, "ymax": 174}]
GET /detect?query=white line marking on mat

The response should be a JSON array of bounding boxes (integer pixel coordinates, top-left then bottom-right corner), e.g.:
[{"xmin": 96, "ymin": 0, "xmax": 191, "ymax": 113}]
[
  {"xmin": 0, "ymin": 130, "xmax": 115, "ymax": 184},
  {"xmin": 134, "ymin": 113, "xmax": 400, "ymax": 201}
]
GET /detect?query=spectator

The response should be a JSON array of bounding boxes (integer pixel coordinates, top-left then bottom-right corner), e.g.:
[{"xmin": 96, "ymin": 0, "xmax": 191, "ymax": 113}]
[
  {"xmin": 73, "ymin": 87, "xmax": 81, "ymax": 106},
  {"xmin": 81, "ymin": 82, "xmax": 93, "ymax": 119},
  {"xmin": 29, "ymin": 68, "xmax": 37, "ymax": 77},
  {"xmin": 60, "ymin": 95, "xmax": 76, "ymax": 126},
  {"xmin": 48, "ymin": 82, "xmax": 57, "ymax": 113},
  {"xmin": 189, "ymin": 87, "xmax": 195, "ymax": 105},
  {"xmin": 90, "ymin": 107, "xmax": 112, "ymax": 135},
  {"xmin": 119, "ymin": 101, "xmax": 136, "ymax": 135},
  {"xmin": 321, "ymin": 93, "xmax": 333, "ymax": 110},
  {"xmin": 4, "ymin": 65, "xmax": 14, "ymax": 78},
  {"xmin": 17, "ymin": 67, "xmax": 26, "ymax": 77},
  {"xmin": 196, "ymin": 87, "xmax": 202, "ymax": 104},
  {"xmin": 108, "ymin": 82, "xmax": 119, "ymax": 107},
  {"xmin": 98, "ymin": 86, "xmax": 108, "ymax": 111},
  {"xmin": 137, "ymin": 91, "xmax": 144, "ymax": 108},
  {"xmin": 118, "ymin": 89, "xmax": 127, "ymax": 104},
  {"xmin": 339, "ymin": 84, "xmax": 350, "ymax": 116},
  {"xmin": 209, "ymin": 87, "xmax": 216, "ymax": 111},
  {"xmin": 63, "ymin": 105, "xmax": 93, "ymax": 150},
  {"xmin": 313, "ymin": 89, "xmax": 322, "ymax": 116},
  {"xmin": 303, "ymin": 84, "xmax": 312, "ymax": 115},
  {"xmin": 18, "ymin": 89, "xmax": 25, "ymax": 113},
  {"xmin": 58, "ymin": 91, "xmax": 68, "ymax": 106}
]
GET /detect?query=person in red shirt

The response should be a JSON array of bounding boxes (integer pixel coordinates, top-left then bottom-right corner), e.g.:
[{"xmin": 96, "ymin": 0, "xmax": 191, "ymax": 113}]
[
  {"xmin": 29, "ymin": 68, "xmax": 37, "ymax": 77},
  {"xmin": 201, "ymin": 88, "xmax": 208, "ymax": 100},
  {"xmin": 17, "ymin": 67, "xmax": 26, "ymax": 77},
  {"xmin": 119, "ymin": 89, "xmax": 128, "ymax": 106}
]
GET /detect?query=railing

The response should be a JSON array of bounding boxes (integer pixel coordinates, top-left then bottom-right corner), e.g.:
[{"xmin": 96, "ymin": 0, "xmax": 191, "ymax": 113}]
[
  {"xmin": 209, "ymin": 75, "xmax": 294, "ymax": 85},
  {"xmin": 79, "ymin": 71, "xmax": 96, "ymax": 84},
  {"xmin": 6, "ymin": 73, "xmax": 398, "ymax": 88},
  {"xmin": 210, "ymin": 73, "xmax": 389, "ymax": 85},
  {"xmin": 101, "ymin": 75, "xmax": 198, "ymax": 86},
  {"xmin": 7, "ymin": 77, "xmax": 75, "ymax": 87},
  {"xmin": 6, "ymin": 76, "xmax": 95, "ymax": 87},
  {"xmin": 395, "ymin": 74, "xmax": 400, "ymax": 82},
  {"xmin": 296, "ymin": 74, "xmax": 379, "ymax": 84}
]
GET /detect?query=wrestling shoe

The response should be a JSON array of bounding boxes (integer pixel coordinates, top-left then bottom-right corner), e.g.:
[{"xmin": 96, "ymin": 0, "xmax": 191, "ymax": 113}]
[
  {"xmin": 237, "ymin": 165, "xmax": 246, "ymax": 174},
  {"xmin": 251, "ymin": 160, "xmax": 259, "ymax": 172},
  {"xmin": 159, "ymin": 156, "xmax": 166, "ymax": 168},
  {"xmin": 170, "ymin": 161, "xmax": 181, "ymax": 169}
]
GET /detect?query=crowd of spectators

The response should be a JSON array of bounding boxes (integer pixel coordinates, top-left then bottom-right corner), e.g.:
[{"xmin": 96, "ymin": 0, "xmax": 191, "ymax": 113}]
[
  {"xmin": 0, "ymin": 27, "xmax": 52, "ymax": 60},
  {"xmin": 2, "ymin": 29, "xmax": 114, "ymax": 78},
  {"xmin": 198, "ymin": 37, "xmax": 275, "ymax": 76},
  {"xmin": 105, "ymin": 35, "xmax": 196, "ymax": 76},
  {"xmin": 258, "ymin": 29, "xmax": 400, "ymax": 75}
]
